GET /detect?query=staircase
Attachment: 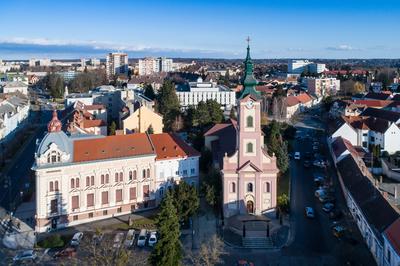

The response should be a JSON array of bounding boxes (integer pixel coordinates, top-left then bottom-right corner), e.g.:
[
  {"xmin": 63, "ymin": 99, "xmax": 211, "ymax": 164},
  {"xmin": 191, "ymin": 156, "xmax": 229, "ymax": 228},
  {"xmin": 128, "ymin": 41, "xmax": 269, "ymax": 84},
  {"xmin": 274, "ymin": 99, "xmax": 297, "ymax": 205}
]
[{"xmin": 242, "ymin": 237, "xmax": 274, "ymax": 249}]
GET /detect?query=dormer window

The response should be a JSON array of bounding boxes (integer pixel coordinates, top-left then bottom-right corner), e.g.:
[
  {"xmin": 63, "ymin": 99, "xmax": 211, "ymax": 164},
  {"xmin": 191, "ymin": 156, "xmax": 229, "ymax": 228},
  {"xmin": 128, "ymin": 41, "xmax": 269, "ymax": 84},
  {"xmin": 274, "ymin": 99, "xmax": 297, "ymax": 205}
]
[{"xmin": 47, "ymin": 150, "xmax": 61, "ymax": 164}]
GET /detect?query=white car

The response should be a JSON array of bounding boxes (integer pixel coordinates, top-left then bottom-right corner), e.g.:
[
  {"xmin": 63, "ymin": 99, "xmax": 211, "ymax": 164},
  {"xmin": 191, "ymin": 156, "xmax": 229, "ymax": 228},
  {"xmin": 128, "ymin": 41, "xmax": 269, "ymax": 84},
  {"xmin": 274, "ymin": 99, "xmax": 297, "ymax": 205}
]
[
  {"xmin": 294, "ymin": 152, "xmax": 301, "ymax": 160},
  {"xmin": 13, "ymin": 250, "xmax": 37, "ymax": 262},
  {"xmin": 124, "ymin": 229, "xmax": 135, "ymax": 248},
  {"xmin": 137, "ymin": 229, "xmax": 147, "ymax": 247},
  {"xmin": 70, "ymin": 232, "xmax": 84, "ymax": 246},
  {"xmin": 113, "ymin": 232, "xmax": 125, "ymax": 249},
  {"xmin": 148, "ymin": 232, "xmax": 157, "ymax": 247}
]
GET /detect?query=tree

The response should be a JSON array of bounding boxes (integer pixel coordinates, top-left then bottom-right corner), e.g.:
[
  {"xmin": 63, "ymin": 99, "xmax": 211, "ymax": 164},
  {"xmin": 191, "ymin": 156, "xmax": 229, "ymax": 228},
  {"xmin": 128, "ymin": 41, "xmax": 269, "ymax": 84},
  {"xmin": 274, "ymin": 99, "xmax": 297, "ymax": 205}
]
[
  {"xmin": 147, "ymin": 124, "xmax": 154, "ymax": 134},
  {"xmin": 204, "ymin": 183, "xmax": 217, "ymax": 207},
  {"xmin": 144, "ymin": 84, "xmax": 156, "ymax": 100},
  {"xmin": 351, "ymin": 82, "xmax": 365, "ymax": 94},
  {"xmin": 229, "ymin": 108, "xmax": 236, "ymax": 120},
  {"xmin": 109, "ymin": 121, "xmax": 117, "ymax": 135},
  {"xmin": 186, "ymin": 235, "xmax": 226, "ymax": 266},
  {"xmin": 277, "ymin": 194, "xmax": 290, "ymax": 214},
  {"xmin": 206, "ymin": 99, "xmax": 224, "ymax": 125},
  {"xmin": 275, "ymin": 141, "xmax": 289, "ymax": 173},
  {"xmin": 157, "ymin": 80, "xmax": 180, "ymax": 131},
  {"xmin": 150, "ymin": 190, "xmax": 182, "ymax": 266},
  {"xmin": 172, "ymin": 182, "xmax": 199, "ymax": 222}
]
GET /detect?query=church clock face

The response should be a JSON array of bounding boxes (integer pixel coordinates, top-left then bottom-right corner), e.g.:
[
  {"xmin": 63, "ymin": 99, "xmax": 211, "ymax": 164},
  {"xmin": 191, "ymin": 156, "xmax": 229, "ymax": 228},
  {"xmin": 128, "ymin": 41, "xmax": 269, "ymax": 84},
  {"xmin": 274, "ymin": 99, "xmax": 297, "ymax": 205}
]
[{"xmin": 246, "ymin": 100, "xmax": 254, "ymax": 109}]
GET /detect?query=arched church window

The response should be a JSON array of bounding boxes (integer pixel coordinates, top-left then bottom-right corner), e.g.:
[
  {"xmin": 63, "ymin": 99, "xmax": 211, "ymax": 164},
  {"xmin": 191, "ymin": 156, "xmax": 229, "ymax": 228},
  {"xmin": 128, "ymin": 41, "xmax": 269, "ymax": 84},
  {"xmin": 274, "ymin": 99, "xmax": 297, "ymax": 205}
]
[
  {"xmin": 246, "ymin": 116, "xmax": 253, "ymax": 127},
  {"xmin": 231, "ymin": 182, "xmax": 236, "ymax": 193},
  {"xmin": 265, "ymin": 182, "xmax": 271, "ymax": 193},
  {"xmin": 247, "ymin": 142, "xmax": 253, "ymax": 153},
  {"xmin": 247, "ymin": 182, "xmax": 253, "ymax": 192},
  {"xmin": 49, "ymin": 150, "xmax": 60, "ymax": 163}
]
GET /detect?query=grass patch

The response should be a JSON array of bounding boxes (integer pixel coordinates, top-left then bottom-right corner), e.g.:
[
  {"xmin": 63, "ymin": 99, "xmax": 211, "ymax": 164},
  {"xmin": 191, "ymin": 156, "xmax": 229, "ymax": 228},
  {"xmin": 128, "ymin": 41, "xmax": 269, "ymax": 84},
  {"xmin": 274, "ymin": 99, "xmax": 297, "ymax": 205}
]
[
  {"xmin": 36, "ymin": 234, "xmax": 70, "ymax": 248},
  {"xmin": 277, "ymin": 170, "xmax": 290, "ymax": 197},
  {"xmin": 101, "ymin": 216, "xmax": 157, "ymax": 231}
]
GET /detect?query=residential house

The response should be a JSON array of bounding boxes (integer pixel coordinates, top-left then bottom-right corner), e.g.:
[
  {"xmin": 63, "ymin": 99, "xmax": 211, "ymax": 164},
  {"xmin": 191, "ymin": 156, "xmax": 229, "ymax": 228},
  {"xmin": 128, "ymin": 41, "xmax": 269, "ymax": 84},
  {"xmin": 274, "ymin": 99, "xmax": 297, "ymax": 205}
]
[
  {"xmin": 120, "ymin": 103, "xmax": 163, "ymax": 134},
  {"xmin": 0, "ymin": 94, "xmax": 30, "ymax": 142}
]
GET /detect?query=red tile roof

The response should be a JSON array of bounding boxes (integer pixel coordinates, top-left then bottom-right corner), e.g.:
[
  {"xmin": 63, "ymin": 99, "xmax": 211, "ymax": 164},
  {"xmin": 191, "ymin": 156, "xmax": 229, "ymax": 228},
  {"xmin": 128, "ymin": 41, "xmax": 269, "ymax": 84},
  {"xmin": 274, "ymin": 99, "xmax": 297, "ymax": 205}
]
[
  {"xmin": 204, "ymin": 119, "xmax": 237, "ymax": 136},
  {"xmin": 83, "ymin": 104, "xmax": 105, "ymax": 111},
  {"xmin": 352, "ymin": 100, "xmax": 391, "ymax": 108},
  {"xmin": 385, "ymin": 218, "xmax": 400, "ymax": 255},
  {"xmin": 73, "ymin": 133, "xmax": 154, "ymax": 162},
  {"xmin": 286, "ymin": 96, "xmax": 299, "ymax": 107},
  {"xmin": 296, "ymin": 93, "xmax": 312, "ymax": 104},
  {"xmin": 150, "ymin": 133, "xmax": 200, "ymax": 160},
  {"xmin": 82, "ymin": 119, "xmax": 106, "ymax": 128}
]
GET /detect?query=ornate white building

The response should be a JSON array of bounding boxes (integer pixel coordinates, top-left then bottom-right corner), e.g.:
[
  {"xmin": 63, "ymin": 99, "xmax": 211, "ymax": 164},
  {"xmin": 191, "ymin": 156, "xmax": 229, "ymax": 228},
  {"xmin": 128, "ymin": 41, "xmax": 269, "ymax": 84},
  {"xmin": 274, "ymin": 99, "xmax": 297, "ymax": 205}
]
[{"xmin": 33, "ymin": 111, "xmax": 199, "ymax": 232}]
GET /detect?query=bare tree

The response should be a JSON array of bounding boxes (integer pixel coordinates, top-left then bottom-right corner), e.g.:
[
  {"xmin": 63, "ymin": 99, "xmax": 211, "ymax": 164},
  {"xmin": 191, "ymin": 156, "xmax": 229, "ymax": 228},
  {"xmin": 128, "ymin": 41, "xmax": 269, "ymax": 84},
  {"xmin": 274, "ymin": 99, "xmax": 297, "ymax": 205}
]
[{"xmin": 186, "ymin": 235, "xmax": 226, "ymax": 266}]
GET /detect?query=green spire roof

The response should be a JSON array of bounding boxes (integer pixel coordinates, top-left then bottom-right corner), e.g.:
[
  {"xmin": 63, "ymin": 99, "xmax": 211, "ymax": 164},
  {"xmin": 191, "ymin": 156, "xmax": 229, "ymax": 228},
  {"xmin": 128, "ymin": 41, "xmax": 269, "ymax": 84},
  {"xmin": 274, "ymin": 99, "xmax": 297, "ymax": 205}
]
[{"xmin": 239, "ymin": 42, "xmax": 261, "ymax": 99}]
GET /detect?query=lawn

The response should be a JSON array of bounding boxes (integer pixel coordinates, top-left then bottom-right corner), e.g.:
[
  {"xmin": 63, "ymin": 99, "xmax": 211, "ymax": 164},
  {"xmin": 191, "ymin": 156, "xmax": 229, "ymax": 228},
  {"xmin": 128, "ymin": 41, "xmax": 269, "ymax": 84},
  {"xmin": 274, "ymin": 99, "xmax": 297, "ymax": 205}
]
[{"xmin": 101, "ymin": 216, "xmax": 157, "ymax": 231}]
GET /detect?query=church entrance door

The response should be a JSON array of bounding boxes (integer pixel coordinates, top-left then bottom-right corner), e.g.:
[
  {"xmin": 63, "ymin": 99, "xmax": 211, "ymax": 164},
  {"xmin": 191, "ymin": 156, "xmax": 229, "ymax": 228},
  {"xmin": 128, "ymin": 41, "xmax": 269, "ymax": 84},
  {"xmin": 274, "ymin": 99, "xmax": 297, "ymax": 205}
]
[{"xmin": 246, "ymin": 200, "xmax": 254, "ymax": 214}]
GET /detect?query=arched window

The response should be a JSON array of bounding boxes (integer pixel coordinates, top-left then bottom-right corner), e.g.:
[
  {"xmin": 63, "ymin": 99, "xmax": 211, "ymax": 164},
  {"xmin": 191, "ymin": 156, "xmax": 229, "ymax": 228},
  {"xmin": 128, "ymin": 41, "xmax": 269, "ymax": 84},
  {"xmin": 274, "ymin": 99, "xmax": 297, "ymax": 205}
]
[
  {"xmin": 86, "ymin": 176, "xmax": 90, "ymax": 187},
  {"xmin": 50, "ymin": 150, "xmax": 60, "ymax": 163},
  {"xmin": 105, "ymin": 174, "xmax": 109, "ymax": 183},
  {"xmin": 101, "ymin": 174, "xmax": 105, "ymax": 184},
  {"xmin": 54, "ymin": 181, "xmax": 59, "ymax": 191},
  {"xmin": 142, "ymin": 169, "xmax": 146, "ymax": 179},
  {"xmin": 71, "ymin": 179, "xmax": 75, "ymax": 189},
  {"xmin": 49, "ymin": 181, "xmax": 54, "ymax": 192},
  {"xmin": 265, "ymin": 182, "xmax": 270, "ymax": 193},
  {"xmin": 129, "ymin": 171, "xmax": 133, "ymax": 181},
  {"xmin": 115, "ymin": 173, "xmax": 118, "ymax": 182},
  {"xmin": 133, "ymin": 170, "xmax": 137, "ymax": 180},
  {"xmin": 47, "ymin": 154, "xmax": 51, "ymax": 163},
  {"xmin": 159, "ymin": 187, "xmax": 164, "ymax": 196},
  {"xmin": 76, "ymin": 178, "xmax": 80, "ymax": 188},
  {"xmin": 231, "ymin": 182, "xmax": 236, "ymax": 193},
  {"xmin": 119, "ymin": 172, "xmax": 123, "ymax": 182},
  {"xmin": 247, "ymin": 183, "xmax": 253, "ymax": 192},
  {"xmin": 91, "ymin": 176, "xmax": 94, "ymax": 186},
  {"xmin": 246, "ymin": 116, "xmax": 253, "ymax": 128},
  {"xmin": 147, "ymin": 169, "xmax": 150, "ymax": 179},
  {"xmin": 247, "ymin": 142, "xmax": 253, "ymax": 153}
]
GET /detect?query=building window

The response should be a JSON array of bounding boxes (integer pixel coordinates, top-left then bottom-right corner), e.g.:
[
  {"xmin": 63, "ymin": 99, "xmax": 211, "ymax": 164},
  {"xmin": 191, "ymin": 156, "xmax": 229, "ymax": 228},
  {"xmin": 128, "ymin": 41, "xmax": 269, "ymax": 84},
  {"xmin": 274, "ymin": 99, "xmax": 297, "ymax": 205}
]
[
  {"xmin": 265, "ymin": 182, "xmax": 271, "ymax": 193},
  {"xmin": 101, "ymin": 174, "xmax": 104, "ymax": 184},
  {"xmin": 54, "ymin": 181, "xmax": 59, "ymax": 191},
  {"xmin": 142, "ymin": 169, "xmax": 146, "ymax": 179},
  {"xmin": 133, "ymin": 170, "xmax": 137, "ymax": 180},
  {"xmin": 191, "ymin": 168, "xmax": 195, "ymax": 175},
  {"xmin": 48, "ymin": 151, "xmax": 61, "ymax": 164},
  {"xmin": 102, "ymin": 191, "xmax": 108, "ymax": 205},
  {"xmin": 49, "ymin": 181, "xmax": 54, "ymax": 192},
  {"xmin": 147, "ymin": 169, "xmax": 150, "ymax": 178},
  {"xmin": 117, "ymin": 207, "xmax": 122, "ymax": 213},
  {"xmin": 119, "ymin": 172, "xmax": 123, "ymax": 182},
  {"xmin": 103, "ymin": 210, "xmax": 108, "ymax": 216},
  {"xmin": 71, "ymin": 195, "xmax": 79, "ymax": 210},
  {"xmin": 106, "ymin": 174, "xmax": 109, "ymax": 183},
  {"xmin": 86, "ymin": 176, "xmax": 90, "ymax": 187},
  {"xmin": 143, "ymin": 185, "xmax": 150, "ymax": 198},
  {"xmin": 247, "ymin": 142, "xmax": 253, "ymax": 153},
  {"xmin": 183, "ymin": 170, "xmax": 188, "ymax": 176},
  {"xmin": 73, "ymin": 215, "xmax": 78, "ymax": 221},
  {"xmin": 87, "ymin": 193, "xmax": 94, "ymax": 207},
  {"xmin": 247, "ymin": 183, "xmax": 253, "ymax": 192},
  {"xmin": 115, "ymin": 173, "xmax": 119, "ymax": 182},
  {"xmin": 246, "ymin": 116, "xmax": 253, "ymax": 127},
  {"xmin": 175, "ymin": 171, "xmax": 179, "ymax": 175},
  {"xmin": 387, "ymin": 248, "xmax": 391, "ymax": 263},
  {"xmin": 76, "ymin": 178, "xmax": 80, "ymax": 188},
  {"xmin": 91, "ymin": 176, "xmax": 94, "ymax": 186},
  {"xmin": 130, "ymin": 187, "xmax": 137, "ymax": 200},
  {"xmin": 71, "ymin": 179, "xmax": 75, "ymax": 189},
  {"xmin": 50, "ymin": 199, "xmax": 57, "ymax": 214},
  {"xmin": 116, "ymin": 189, "xmax": 123, "ymax": 202},
  {"xmin": 129, "ymin": 171, "xmax": 133, "ymax": 181},
  {"xmin": 231, "ymin": 182, "xmax": 236, "ymax": 193},
  {"xmin": 88, "ymin": 212, "xmax": 94, "ymax": 218}
]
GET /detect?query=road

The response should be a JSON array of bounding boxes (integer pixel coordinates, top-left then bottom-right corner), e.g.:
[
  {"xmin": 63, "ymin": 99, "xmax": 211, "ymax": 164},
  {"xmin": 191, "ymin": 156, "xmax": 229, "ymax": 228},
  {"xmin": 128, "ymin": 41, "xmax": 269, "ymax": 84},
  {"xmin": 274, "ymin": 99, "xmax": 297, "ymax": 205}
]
[
  {"xmin": 223, "ymin": 110, "xmax": 375, "ymax": 266},
  {"xmin": 0, "ymin": 109, "xmax": 52, "ymax": 212}
]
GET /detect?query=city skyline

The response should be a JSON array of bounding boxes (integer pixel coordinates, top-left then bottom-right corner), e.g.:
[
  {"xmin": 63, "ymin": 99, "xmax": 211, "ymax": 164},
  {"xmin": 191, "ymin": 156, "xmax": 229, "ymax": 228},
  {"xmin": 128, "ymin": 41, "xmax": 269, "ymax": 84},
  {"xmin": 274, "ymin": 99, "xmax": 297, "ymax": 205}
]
[{"xmin": 1, "ymin": 0, "xmax": 400, "ymax": 59}]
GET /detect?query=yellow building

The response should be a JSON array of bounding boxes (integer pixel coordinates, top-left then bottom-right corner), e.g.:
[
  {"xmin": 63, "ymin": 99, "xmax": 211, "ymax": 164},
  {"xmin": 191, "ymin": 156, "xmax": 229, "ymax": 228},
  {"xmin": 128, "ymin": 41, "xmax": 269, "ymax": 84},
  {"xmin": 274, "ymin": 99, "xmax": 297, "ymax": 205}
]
[{"xmin": 121, "ymin": 105, "xmax": 163, "ymax": 134}]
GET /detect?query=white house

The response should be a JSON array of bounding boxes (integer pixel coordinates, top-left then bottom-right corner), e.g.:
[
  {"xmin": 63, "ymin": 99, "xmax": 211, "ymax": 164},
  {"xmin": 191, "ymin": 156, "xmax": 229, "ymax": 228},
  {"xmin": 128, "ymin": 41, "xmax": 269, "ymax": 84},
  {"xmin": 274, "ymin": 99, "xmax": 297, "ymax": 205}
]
[{"xmin": 1, "ymin": 81, "xmax": 28, "ymax": 95}]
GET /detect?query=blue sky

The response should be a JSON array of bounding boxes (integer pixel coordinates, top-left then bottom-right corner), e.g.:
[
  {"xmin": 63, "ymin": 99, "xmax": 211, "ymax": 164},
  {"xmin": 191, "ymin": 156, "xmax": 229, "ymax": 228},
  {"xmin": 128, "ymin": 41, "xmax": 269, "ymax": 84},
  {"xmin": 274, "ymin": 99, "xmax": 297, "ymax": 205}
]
[{"xmin": 1, "ymin": 0, "xmax": 399, "ymax": 59}]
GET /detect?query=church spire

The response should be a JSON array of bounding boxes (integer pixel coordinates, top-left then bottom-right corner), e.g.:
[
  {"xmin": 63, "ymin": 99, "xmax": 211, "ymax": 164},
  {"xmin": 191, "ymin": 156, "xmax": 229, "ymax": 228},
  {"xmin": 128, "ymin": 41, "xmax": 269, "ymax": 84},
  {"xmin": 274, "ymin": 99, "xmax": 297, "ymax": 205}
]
[
  {"xmin": 240, "ymin": 37, "xmax": 261, "ymax": 99},
  {"xmin": 48, "ymin": 110, "xmax": 62, "ymax": 132}
]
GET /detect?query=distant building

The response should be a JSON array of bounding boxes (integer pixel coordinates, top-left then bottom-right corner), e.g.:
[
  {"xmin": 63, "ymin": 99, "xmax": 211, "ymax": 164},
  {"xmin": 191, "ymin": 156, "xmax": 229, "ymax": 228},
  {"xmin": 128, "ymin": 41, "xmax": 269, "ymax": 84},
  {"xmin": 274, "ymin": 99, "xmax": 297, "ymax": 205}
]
[
  {"xmin": 29, "ymin": 58, "xmax": 51, "ymax": 67},
  {"xmin": 90, "ymin": 58, "xmax": 100, "ymax": 67},
  {"xmin": 66, "ymin": 101, "xmax": 108, "ymax": 136},
  {"xmin": 304, "ymin": 77, "xmax": 340, "ymax": 98},
  {"xmin": 106, "ymin": 53, "xmax": 128, "ymax": 80},
  {"xmin": 56, "ymin": 71, "xmax": 78, "ymax": 82},
  {"xmin": 138, "ymin": 57, "xmax": 173, "ymax": 76},
  {"xmin": 81, "ymin": 58, "xmax": 86, "ymax": 67},
  {"xmin": 120, "ymin": 103, "xmax": 163, "ymax": 134},
  {"xmin": 176, "ymin": 77, "xmax": 236, "ymax": 110},
  {"xmin": 1, "ymin": 81, "xmax": 28, "ymax": 95},
  {"xmin": 288, "ymin": 59, "xmax": 326, "ymax": 74}
]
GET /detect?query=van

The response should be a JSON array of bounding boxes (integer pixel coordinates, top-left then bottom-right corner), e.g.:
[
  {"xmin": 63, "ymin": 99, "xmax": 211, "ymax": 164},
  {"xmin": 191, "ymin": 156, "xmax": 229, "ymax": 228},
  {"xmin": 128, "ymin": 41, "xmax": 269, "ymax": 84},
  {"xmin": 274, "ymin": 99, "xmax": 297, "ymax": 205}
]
[
  {"xmin": 124, "ymin": 229, "xmax": 135, "ymax": 248},
  {"xmin": 137, "ymin": 229, "xmax": 147, "ymax": 247}
]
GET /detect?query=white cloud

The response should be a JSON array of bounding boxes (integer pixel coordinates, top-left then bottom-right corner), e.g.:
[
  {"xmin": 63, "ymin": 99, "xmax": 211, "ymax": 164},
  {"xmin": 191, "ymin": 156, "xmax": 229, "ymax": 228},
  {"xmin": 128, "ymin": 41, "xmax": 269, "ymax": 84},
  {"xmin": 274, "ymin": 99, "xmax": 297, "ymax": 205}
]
[{"xmin": 326, "ymin": 44, "xmax": 359, "ymax": 51}]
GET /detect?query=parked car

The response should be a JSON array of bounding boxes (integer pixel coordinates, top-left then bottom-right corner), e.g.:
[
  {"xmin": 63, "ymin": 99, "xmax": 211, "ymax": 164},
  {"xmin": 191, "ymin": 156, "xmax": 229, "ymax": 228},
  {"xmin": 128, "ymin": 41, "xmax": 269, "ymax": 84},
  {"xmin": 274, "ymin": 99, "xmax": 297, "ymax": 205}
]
[
  {"xmin": 315, "ymin": 189, "xmax": 327, "ymax": 198},
  {"xmin": 53, "ymin": 247, "xmax": 77, "ymax": 259},
  {"xmin": 332, "ymin": 225, "xmax": 347, "ymax": 238},
  {"xmin": 13, "ymin": 250, "xmax": 37, "ymax": 262},
  {"xmin": 322, "ymin": 203, "xmax": 335, "ymax": 213},
  {"xmin": 305, "ymin": 207, "xmax": 315, "ymax": 218},
  {"xmin": 304, "ymin": 152, "xmax": 313, "ymax": 160},
  {"xmin": 113, "ymin": 232, "xmax": 125, "ymax": 249},
  {"xmin": 70, "ymin": 232, "xmax": 84, "ymax": 246},
  {"xmin": 313, "ymin": 145, "xmax": 319, "ymax": 151},
  {"xmin": 124, "ymin": 229, "xmax": 136, "ymax": 248},
  {"xmin": 148, "ymin": 231, "xmax": 157, "ymax": 247},
  {"xmin": 294, "ymin": 152, "xmax": 301, "ymax": 160},
  {"xmin": 137, "ymin": 229, "xmax": 147, "ymax": 247},
  {"xmin": 92, "ymin": 232, "xmax": 104, "ymax": 245},
  {"xmin": 313, "ymin": 160, "xmax": 326, "ymax": 168}
]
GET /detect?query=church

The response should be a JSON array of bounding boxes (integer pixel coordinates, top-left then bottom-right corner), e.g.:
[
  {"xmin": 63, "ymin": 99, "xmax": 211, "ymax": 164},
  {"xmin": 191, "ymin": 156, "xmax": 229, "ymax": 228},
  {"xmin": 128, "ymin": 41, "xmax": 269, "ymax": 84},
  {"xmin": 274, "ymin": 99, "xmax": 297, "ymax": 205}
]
[{"xmin": 204, "ymin": 44, "xmax": 279, "ymax": 217}]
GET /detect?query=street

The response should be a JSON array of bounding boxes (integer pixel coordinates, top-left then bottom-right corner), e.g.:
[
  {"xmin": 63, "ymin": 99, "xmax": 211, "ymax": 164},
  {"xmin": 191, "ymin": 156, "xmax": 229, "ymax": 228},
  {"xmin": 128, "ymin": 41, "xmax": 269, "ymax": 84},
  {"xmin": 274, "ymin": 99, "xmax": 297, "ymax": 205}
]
[{"xmin": 223, "ymin": 111, "xmax": 375, "ymax": 266}]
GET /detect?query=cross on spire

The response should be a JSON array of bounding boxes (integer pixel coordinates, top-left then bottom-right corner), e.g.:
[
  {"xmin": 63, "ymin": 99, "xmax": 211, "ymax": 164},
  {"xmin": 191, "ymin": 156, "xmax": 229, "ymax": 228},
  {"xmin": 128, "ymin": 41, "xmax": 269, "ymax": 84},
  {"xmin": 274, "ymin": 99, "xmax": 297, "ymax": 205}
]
[{"xmin": 246, "ymin": 36, "xmax": 251, "ymax": 46}]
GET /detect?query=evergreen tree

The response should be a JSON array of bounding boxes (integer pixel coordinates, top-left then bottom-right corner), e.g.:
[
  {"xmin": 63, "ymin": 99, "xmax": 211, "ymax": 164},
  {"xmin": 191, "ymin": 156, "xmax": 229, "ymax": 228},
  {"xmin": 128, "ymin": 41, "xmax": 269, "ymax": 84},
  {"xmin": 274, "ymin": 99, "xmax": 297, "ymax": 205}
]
[
  {"xmin": 144, "ymin": 84, "xmax": 156, "ymax": 100},
  {"xmin": 193, "ymin": 101, "xmax": 210, "ymax": 128},
  {"xmin": 229, "ymin": 107, "xmax": 237, "ymax": 120},
  {"xmin": 172, "ymin": 182, "xmax": 199, "ymax": 222},
  {"xmin": 206, "ymin": 99, "xmax": 224, "ymax": 124},
  {"xmin": 150, "ymin": 191, "xmax": 182, "ymax": 266},
  {"xmin": 147, "ymin": 124, "xmax": 154, "ymax": 134},
  {"xmin": 157, "ymin": 80, "xmax": 180, "ymax": 131}
]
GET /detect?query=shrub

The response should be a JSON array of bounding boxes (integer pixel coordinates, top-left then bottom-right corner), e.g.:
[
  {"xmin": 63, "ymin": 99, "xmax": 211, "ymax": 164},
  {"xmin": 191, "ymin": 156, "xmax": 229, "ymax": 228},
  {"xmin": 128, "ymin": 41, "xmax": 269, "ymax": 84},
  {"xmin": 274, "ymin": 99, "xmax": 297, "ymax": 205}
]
[{"xmin": 37, "ymin": 234, "xmax": 64, "ymax": 248}]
